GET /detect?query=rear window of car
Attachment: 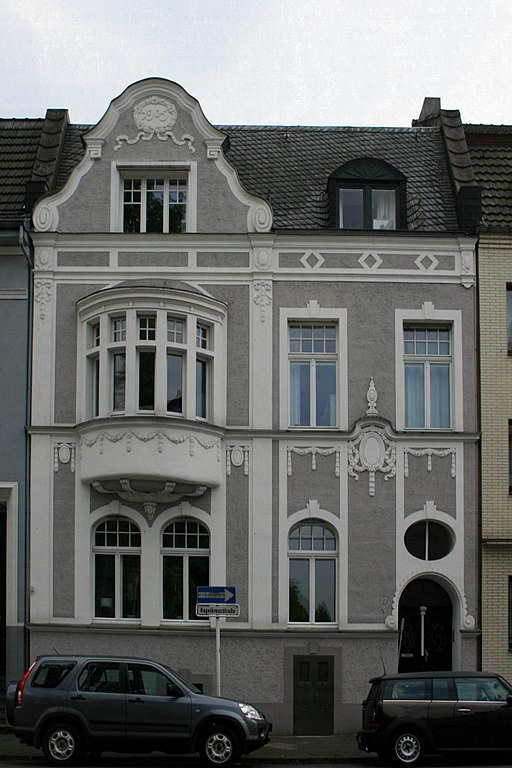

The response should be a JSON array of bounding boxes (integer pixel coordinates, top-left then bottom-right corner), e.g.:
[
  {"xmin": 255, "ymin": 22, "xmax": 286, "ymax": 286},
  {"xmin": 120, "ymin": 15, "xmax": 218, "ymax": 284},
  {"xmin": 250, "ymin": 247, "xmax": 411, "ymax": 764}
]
[
  {"xmin": 382, "ymin": 678, "xmax": 431, "ymax": 700},
  {"xmin": 32, "ymin": 661, "xmax": 76, "ymax": 688}
]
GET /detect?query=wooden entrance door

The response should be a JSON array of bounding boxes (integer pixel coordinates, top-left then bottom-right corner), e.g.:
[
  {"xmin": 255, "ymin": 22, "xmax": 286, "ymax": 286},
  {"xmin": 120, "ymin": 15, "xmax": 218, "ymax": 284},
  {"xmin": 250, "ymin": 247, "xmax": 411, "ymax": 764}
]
[{"xmin": 293, "ymin": 655, "xmax": 334, "ymax": 735}]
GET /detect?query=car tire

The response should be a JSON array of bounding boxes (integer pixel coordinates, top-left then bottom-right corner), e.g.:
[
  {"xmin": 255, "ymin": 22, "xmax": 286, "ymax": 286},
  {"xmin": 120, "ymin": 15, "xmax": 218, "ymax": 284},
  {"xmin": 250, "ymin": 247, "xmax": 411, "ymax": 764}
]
[
  {"xmin": 390, "ymin": 730, "xmax": 424, "ymax": 766},
  {"xmin": 42, "ymin": 722, "xmax": 83, "ymax": 766},
  {"xmin": 199, "ymin": 725, "xmax": 240, "ymax": 766}
]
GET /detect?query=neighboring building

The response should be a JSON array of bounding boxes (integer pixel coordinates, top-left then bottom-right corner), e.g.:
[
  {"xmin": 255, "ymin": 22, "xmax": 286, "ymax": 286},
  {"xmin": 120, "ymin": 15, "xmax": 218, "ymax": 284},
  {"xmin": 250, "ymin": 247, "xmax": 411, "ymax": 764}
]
[
  {"xmin": 0, "ymin": 110, "xmax": 72, "ymax": 689},
  {"xmin": 22, "ymin": 80, "xmax": 480, "ymax": 733},
  {"xmin": 465, "ymin": 124, "xmax": 512, "ymax": 676}
]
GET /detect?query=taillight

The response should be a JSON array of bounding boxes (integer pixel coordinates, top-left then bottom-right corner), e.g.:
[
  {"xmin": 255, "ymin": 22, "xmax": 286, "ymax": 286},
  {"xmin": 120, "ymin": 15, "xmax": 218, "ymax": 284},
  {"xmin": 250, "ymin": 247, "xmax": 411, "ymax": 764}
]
[
  {"xmin": 369, "ymin": 703, "xmax": 381, "ymax": 730},
  {"xmin": 17, "ymin": 659, "xmax": 37, "ymax": 707}
]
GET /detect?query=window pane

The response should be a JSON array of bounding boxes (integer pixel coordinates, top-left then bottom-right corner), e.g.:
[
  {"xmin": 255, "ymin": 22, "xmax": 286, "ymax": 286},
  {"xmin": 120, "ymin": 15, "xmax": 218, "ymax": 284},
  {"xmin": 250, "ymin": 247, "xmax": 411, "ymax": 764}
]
[
  {"xmin": 404, "ymin": 521, "xmax": 427, "ymax": 559},
  {"xmin": 123, "ymin": 180, "xmax": 141, "ymax": 233},
  {"xmin": 167, "ymin": 353, "xmax": 183, "ymax": 413},
  {"xmin": 146, "ymin": 179, "xmax": 164, "ymax": 232},
  {"xmin": 95, "ymin": 554, "xmax": 115, "ymax": 617},
  {"xmin": 122, "ymin": 555, "xmax": 140, "ymax": 618},
  {"xmin": 196, "ymin": 358, "xmax": 207, "ymax": 418},
  {"xmin": 315, "ymin": 559, "xmax": 335, "ymax": 622},
  {"xmin": 167, "ymin": 317, "xmax": 184, "ymax": 344},
  {"xmin": 508, "ymin": 289, "xmax": 512, "ymax": 354},
  {"xmin": 92, "ymin": 357, "xmax": 100, "ymax": 417},
  {"xmin": 139, "ymin": 350, "xmax": 155, "ymax": 410},
  {"xmin": 339, "ymin": 188, "xmax": 364, "ymax": 228},
  {"xmin": 316, "ymin": 361, "xmax": 336, "ymax": 426},
  {"xmin": 169, "ymin": 179, "xmax": 187, "ymax": 233},
  {"xmin": 405, "ymin": 363, "xmax": 425, "ymax": 428},
  {"xmin": 427, "ymin": 521, "xmax": 452, "ymax": 560},
  {"xmin": 188, "ymin": 556, "xmax": 209, "ymax": 620},
  {"xmin": 290, "ymin": 361, "xmax": 310, "ymax": 426},
  {"xmin": 372, "ymin": 189, "xmax": 396, "ymax": 229},
  {"xmin": 289, "ymin": 559, "xmax": 309, "ymax": 621},
  {"xmin": 163, "ymin": 556, "xmax": 183, "ymax": 619},
  {"xmin": 113, "ymin": 352, "xmax": 126, "ymax": 411},
  {"xmin": 430, "ymin": 363, "xmax": 450, "ymax": 428}
]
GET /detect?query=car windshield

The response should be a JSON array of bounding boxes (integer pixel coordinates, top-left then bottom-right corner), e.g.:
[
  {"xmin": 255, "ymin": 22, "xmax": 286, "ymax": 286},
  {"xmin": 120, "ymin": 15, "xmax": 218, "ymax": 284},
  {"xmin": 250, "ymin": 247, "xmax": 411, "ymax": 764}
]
[{"xmin": 161, "ymin": 664, "xmax": 201, "ymax": 693}]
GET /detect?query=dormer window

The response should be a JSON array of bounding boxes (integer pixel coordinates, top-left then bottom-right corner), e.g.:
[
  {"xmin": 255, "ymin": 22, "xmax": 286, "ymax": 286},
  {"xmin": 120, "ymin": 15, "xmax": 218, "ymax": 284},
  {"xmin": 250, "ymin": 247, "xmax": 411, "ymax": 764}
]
[{"xmin": 328, "ymin": 158, "xmax": 406, "ymax": 230}]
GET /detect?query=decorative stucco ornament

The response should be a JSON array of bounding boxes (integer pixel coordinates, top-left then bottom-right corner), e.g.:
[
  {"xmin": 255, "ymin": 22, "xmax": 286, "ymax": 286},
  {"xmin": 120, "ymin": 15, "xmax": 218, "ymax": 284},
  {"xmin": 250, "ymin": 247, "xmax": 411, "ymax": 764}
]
[
  {"xmin": 114, "ymin": 96, "xmax": 195, "ymax": 152},
  {"xmin": 348, "ymin": 425, "xmax": 396, "ymax": 496},
  {"xmin": 366, "ymin": 377, "xmax": 379, "ymax": 416},
  {"xmin": 92, "ymin": 479, "xmax": 207, "ymax": 526}
]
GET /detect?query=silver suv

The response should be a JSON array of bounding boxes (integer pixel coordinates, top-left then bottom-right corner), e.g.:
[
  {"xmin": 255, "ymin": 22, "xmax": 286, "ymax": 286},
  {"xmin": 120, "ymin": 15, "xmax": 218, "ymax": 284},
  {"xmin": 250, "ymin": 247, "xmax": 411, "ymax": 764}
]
[
  {"xmin": 357, "ymin": 670, "xmax": 512, "ymax": 765},
  {"xmin": 6, "ymin": 655, "xmax": 271, "ymax": 766}
]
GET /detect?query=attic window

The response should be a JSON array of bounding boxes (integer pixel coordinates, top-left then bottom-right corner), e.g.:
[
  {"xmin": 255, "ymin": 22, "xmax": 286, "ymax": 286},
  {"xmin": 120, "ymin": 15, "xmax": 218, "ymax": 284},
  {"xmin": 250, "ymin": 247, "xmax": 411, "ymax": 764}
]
[{"xmin": 328, "ymin": 158, "xmax": 406, "ymax": 230}]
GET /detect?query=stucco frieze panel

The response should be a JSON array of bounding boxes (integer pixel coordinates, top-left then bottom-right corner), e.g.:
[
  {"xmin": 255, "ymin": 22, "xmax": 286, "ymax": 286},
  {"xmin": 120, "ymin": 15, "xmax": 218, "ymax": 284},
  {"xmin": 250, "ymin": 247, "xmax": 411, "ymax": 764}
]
[
  {"xmin": 226, "ymin": 445, "xmax": 249, "ymax": 476},
  {"xmin": 54, "ymin": 442, "xmax": 76, "ymax": 473},
  {"xmin": 287, "ymin": 446, "xmax": 341, "ymax": 477},
  {"xmin": 79, "ymin": 424, "xmax": 222, "ymax": 487},
  {"xmin": 404, "ymin": 447, "xmax": 456, "ymax": 478},
  {"xmin": 34, "ymin": 279, "xmax": 53, "ymax": 320}
]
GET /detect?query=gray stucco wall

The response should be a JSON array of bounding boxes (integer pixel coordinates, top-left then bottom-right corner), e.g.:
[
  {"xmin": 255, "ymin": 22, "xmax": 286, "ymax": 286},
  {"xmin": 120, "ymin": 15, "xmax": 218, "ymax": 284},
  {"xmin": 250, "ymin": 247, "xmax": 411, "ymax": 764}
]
[
  {"xmin": 226, "ymin": 470, "xmax": 249, "ymax": 623},
  {"xmin": 53, "ymin": 461, "xmax": 75, "ymax": 617}
]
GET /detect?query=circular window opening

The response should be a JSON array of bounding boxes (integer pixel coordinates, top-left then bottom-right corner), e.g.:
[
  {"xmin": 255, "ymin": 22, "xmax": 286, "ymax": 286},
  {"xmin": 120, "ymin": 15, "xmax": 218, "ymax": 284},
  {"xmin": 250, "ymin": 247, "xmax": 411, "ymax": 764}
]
[{"xmin": 404, "ymin": 520, "xmax": 453, "ymax": 560}]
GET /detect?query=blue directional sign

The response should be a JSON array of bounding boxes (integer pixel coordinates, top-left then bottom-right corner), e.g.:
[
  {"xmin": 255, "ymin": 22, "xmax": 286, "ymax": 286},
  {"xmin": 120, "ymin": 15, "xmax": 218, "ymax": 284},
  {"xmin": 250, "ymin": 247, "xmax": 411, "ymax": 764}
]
[{"xmin": 197, "ymin": 586, "xmax": 236, "ymax": 604}]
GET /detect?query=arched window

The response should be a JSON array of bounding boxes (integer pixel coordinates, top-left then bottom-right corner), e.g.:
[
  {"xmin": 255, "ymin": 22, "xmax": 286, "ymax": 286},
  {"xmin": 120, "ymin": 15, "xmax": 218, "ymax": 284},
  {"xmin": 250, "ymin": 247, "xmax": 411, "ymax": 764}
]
[
  {"xmin": 328, "ymin": 157, "xmax": 406, "ymax": 230},
  {"xmin": 93, "ymin": 517, "xmax": 141, "ymax": 619},
  {"xmin": 288, "ymin": 521, "xmax": 337, "ymax": 623},
  {"xmin": 162, "ymin": 519, "xmax": 210, "ymax": 620}
]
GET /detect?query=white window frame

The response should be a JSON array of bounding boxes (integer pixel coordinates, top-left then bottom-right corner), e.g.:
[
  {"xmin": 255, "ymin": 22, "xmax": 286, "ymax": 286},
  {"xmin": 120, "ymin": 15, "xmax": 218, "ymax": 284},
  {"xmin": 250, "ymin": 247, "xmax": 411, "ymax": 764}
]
[
  {"xmin": 92, "ymin": 517, "xmax": 141, "ymax": 622},
  {"xmin": 161, "ymin": 518, "xmax": 210, "ymax": 623},
  {"xmin": 280, "ymin": 302, "xmax": 348, "ymax": 431},
  {"xmin": 110, "ymin": 161, "xmax": 197, "ymax": 233},
  {"xmin": 77, "ymin": 288, "xmax": 225, "ymax": 424},
  {"xmin": 395, "ymin": 304, "xmax": 463, "ymax": 431},
  {"xmin": 288, "ymin": 520, "xmax": 338, "ymax": 625}
]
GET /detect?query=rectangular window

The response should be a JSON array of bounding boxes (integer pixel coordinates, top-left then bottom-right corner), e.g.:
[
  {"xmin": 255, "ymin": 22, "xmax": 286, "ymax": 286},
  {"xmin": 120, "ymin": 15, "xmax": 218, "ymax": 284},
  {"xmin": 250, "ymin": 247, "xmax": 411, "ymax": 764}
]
[
  {"xmin": 509, "ymin": 577, "xmax": 512, "ymax": 648},
  {"xmin": 163, "ymin": 555, "xmax": 208, "ymax": 620},
  {"xmin": 196, "ymin": 358, "xmax": 207, "ymax": 418},
  {"xmin": 112, "ymin": 317, "xmax": 126, "ymax": 342},
  {"xmin": 139, "ymin": 350, "xmax": 155, "ymax": 410},
  {"xmin": 508, "ymin": 286, "xmax": 512, "ymax": 354},
  {"xmin": 138, "ymin": 315, "xmax": 156, "ymax": 341},
  {"xmin": 404, "ymin": 327, "xmax": 451, "ymax": 429},
  {"xmin": 509, "ymin": 422, "xmax": 512, "ymax": 494},
  {"xmin": 167, "ymin": 317, "xmax": 185, "ymax": 343},
  {"xmin": 112, "ymin": 352, "xmax": 126, "ymax": 412},
  {"xmin": 95, "ymin": 554, "xmax": 115, "ymax": 618},
  {"xmin": 167, "ymin": 353, "xmax": 183, "ymax": 413},
  {"xmin": 339, "ymin": 187, "xmax": 396, "ymax": 230},
  {"xmin": 289, "ymin": 323, "xmax": 337, "ymax": 427},
  {"xmin": 121, "ymin": 554, "xmax": 141, "ymax": 619},
  {"xmin": 197, "ymin": 324, "xmax": 209, "ymax": 350},
  {"xmin": 123, "ymin": 177, "xmax": 187, "ymax": 233}
]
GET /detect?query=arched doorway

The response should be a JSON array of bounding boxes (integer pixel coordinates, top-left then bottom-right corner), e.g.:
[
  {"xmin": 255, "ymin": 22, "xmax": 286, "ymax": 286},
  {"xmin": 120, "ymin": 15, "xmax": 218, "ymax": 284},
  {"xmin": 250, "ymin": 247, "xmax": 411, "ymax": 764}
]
[{"xmin": 398, "ymin": 578, "xmax": 452, "ymax": 672}]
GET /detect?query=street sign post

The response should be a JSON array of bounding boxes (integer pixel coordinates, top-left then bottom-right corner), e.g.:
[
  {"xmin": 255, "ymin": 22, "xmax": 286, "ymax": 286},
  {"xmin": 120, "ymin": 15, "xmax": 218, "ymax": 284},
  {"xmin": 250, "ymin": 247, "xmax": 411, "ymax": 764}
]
[{"xmin": 196, "ymin": 587, "xmax": 238, "ymax": 696}]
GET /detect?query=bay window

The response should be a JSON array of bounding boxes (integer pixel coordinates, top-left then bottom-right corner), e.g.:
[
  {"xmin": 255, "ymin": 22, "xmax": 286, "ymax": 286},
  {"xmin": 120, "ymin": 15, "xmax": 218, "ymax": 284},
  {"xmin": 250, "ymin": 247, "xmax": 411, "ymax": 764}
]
[{"xmin": 79, "ymin": 286, "xmax": 222, "ymax": 423}]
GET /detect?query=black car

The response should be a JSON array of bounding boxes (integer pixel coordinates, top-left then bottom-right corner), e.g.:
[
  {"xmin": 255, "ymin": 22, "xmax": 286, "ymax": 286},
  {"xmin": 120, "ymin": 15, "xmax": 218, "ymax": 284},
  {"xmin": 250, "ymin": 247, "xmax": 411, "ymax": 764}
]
[
  {"xmin": 357, "ymin": 670, "xmax": 512, "ymax": 765},
  {"xmin": 6, "ymin": 655, "xmax": 271, "ymax": 766}
]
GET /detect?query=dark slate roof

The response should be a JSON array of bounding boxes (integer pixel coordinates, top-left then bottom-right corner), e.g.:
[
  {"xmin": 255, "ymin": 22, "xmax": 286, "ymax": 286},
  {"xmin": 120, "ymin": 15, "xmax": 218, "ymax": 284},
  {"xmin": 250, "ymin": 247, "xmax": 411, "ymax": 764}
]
[
  {"xmin": 1, "ymin": 117, "xmax": 461, "ymax": 232},
  {"xmin": 465, "ymin": 125, "xmax": 512, "ymax": 227},
  {"xmin": 0, "ymin": 119, "xmax": 44, "ymax": 220},
  {"xmin": 220, "ymin": 125, "xmax": 459, "ymax": 231},
  {"xmin": 0, "ymin": 110, "xmax": 69, "ymax": 222}
]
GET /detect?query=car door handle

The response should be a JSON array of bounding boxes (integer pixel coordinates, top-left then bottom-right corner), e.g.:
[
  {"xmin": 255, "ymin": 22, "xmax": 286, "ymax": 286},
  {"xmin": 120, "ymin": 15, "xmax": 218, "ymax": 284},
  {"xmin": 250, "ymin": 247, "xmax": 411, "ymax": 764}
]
[
  {"xmin": 70, "ymin": 694, "xmax": 86, "ymax": 701},
  {"xmin": 457, "ymin": 707, "xmax": 471, "ymax": 713},
  {"xmin": 128, "ymin": 697, "xmax": 144, "ymax": 704}
]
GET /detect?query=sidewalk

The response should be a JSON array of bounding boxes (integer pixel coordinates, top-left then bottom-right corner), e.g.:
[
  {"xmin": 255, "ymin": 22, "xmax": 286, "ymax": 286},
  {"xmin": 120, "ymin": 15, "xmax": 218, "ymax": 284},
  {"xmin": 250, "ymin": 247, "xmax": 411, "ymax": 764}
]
[{"xmin": 0, "ymin": 725, "xmax": 372, "ymax": 763}]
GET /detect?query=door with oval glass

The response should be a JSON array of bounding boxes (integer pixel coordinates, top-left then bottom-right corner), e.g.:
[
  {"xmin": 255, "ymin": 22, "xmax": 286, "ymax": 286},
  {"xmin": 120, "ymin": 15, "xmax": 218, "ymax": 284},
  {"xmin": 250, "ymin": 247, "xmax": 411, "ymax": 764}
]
[{"xmin": 293, "ymin": 655, "xmax": 334, "ymax": 735}]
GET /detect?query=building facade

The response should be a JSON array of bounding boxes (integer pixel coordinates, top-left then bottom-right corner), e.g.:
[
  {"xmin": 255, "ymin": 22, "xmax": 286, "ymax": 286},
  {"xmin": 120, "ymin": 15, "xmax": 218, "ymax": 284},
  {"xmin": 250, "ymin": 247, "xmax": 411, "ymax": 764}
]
[
  {"xmin": 22, "ymin": 80, "xmax": 480, "ymax": 733},
  {"xmin": 0, "ymin": 111, "xmax": 70, "ymax": 688},
  {"xmin": 466, "ymin": 125, "xmax": 512, "ymax": 676}
]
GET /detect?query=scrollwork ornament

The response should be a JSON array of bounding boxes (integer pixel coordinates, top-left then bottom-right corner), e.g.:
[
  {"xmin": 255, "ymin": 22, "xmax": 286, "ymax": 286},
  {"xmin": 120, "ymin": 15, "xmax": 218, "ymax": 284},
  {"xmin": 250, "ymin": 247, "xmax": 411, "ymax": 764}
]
[{"xmin": 114, "ymin": 96, "xmax": 195, "ymax": 153}]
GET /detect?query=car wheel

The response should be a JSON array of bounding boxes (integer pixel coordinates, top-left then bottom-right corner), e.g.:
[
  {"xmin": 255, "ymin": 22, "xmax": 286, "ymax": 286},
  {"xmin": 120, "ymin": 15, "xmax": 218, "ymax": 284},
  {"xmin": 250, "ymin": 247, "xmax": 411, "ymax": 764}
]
[
  {"xmin": 391, "ymin": 730, "xmax": 424, "ymax": 766},
  {"xmin": 199, "ymin": 725, "xmax": 240, "ymax": 766},
  {"xmin": 42, "ymin": 722, "xmax": 82, "ymax": 766}
]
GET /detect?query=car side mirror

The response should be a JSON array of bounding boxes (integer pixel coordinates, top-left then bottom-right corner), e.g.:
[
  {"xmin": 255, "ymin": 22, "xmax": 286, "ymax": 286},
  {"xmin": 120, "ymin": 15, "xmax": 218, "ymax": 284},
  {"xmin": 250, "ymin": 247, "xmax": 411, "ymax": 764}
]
[
  {"xmin": 166, "ymin": 683, "xmax": 183, "ymax": 698},
  {"xmin": 506, "ymin": 694, "xmax": 512, "ymax": 707}
]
